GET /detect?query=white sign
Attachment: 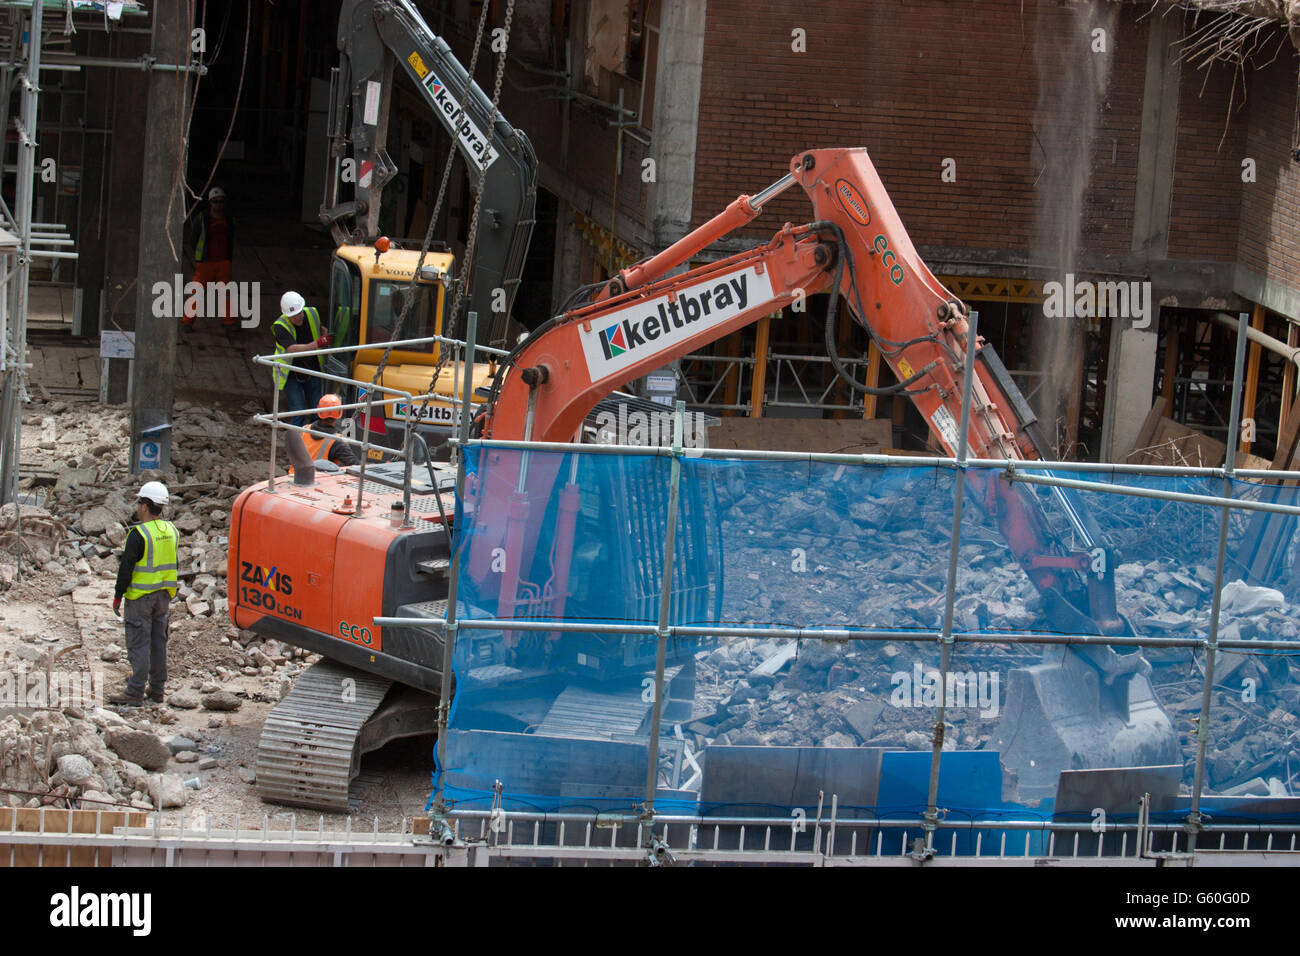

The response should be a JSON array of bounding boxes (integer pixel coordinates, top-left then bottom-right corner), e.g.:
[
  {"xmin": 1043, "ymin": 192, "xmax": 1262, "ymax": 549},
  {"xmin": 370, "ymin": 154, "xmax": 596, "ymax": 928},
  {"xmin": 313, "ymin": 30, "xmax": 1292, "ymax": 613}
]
[
  {"xmin": 422, "ymin": 72, "xmax": 499, "ymax": 171},
  {"xmin": 579, "ymin": 266, "xmax": 773, "ymax": 384},
  {"xmin": 645, "ymin": 373, "xmax": 676, "ymax": 393},
  {"xmin": 137, "ymin": 441, "xmax": 160, "ymax": 470},
  {"xmin": 930, "ymin": 405, "xmax": 960, "ymax": 451},
  {"xmin": 363, "ymin": 80, "xmax": 381, "ymax": 126},
  {"xmin": 100, "ymin": 330, "xmax": 135, "ymax": 359}
]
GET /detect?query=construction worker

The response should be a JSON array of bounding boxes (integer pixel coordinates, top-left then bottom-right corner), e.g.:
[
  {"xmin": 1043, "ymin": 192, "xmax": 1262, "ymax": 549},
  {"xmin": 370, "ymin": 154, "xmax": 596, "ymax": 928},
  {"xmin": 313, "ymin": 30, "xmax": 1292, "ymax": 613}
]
[
  {"xmin": 303, "ymin": 393, "xmax": 358, "ymax": 467},
  {"xmin": 185, "ymin": 186, "xmax": 236, "ymax": 329},
  {"xmin": 108, "ymin": 482, "xmax": 179, "ymax": 706},
  {"xmin": 273, "ymin": 290, "xmax": 332, "ymax": 422}
]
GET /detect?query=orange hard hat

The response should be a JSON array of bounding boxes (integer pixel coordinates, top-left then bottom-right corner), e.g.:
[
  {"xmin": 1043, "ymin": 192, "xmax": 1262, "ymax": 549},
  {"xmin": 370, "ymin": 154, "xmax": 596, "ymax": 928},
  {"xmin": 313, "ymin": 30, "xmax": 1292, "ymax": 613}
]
[{"xmin": 318, "ymin": 393, "xmax": 343, "ymax": 419}]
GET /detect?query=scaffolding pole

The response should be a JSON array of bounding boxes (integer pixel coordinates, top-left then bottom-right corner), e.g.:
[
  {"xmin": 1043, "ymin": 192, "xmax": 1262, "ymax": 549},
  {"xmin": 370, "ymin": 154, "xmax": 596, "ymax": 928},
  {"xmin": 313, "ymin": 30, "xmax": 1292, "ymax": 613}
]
[{"xmin": 0, "ymin": 0, "xmax": 42, "ymax": 506}]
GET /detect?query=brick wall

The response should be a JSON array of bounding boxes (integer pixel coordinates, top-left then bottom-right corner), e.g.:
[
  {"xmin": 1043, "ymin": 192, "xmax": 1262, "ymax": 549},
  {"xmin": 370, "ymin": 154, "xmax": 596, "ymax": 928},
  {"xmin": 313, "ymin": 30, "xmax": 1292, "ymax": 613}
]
[
  {"xmin": 1166, "ymin": 57, "xmax": 1248, "ymax": 262},
  {"xmin": 1235, "ymin": 48, "xmax": 1300, "ymax": 287},
  {"xmin": 691, "ymin": 0, "xmax": 1149, "ymax": 262},
  {"xmin": 690, "ymin": 0, "xmax": 1297, "ymax": 294}
]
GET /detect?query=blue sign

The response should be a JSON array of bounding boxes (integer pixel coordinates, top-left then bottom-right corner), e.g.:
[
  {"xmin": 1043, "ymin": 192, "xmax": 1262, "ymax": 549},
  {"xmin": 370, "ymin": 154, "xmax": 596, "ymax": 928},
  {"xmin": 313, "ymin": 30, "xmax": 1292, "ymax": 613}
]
[{"xmin": 138, "ymin": 440, "xmax": 160, "ymax": 471}]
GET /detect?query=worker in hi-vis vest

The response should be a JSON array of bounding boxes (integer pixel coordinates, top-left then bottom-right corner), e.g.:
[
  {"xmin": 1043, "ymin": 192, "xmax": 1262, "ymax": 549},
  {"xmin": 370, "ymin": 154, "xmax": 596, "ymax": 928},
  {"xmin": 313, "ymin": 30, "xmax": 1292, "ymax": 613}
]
[
  {"xmin": 109, "ymin": 482, "xmax": 180, "ymax": 706},
  {"xmin": 273, "ymin": 290, "xmax": 332, "ymax": 421},
  {"xmin": 303, "ymin": 393, "xmax": 358, "ymax": 466},
  {"xmin": 185, "ymin": 186, "xmax": 236, "ymax": 328}
]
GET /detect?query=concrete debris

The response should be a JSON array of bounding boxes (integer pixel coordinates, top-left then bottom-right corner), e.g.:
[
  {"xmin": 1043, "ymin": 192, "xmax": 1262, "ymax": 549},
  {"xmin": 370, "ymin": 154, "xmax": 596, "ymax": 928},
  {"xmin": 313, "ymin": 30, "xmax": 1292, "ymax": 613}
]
[
  {"xmin": 165, "ymin": 735, "xmax": 197, "ymax": 754},
  {"xmin": 105, "ymin": 728, "xmax": 171, "ymax": 772},
  {"xmin": 79, "ymin": 505, "xmax": 120, "ymax": 536},
  {"xmin": 166, "ymin": 691, "xmax": 200, "ymax": 710},
  {"xmin": 55, "ymin": 754, "xmax": 97, "ymax": 787},
  {"xmin": 201, "ymin": 690, "xmax": 242, "ymax": 712},
  {"xmin": 148, "ymin": 772, "xmax": 187, "ymax": 809}
]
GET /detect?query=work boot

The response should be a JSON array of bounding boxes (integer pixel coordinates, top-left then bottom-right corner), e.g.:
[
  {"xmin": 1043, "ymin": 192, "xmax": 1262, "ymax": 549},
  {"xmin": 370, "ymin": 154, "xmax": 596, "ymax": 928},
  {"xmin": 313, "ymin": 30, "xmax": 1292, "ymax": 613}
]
[
  {"xmin": 107, "ymin": 688, "xmax": 144, "ymax": 706},
  {"xmin": 146, "ymin": 687, "xmax": 166, "ymax": 704}
]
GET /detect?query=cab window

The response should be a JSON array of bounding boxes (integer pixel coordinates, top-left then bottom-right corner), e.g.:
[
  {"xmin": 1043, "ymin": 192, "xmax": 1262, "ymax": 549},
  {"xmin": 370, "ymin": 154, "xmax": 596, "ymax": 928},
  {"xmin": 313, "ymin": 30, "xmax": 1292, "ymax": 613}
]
[
  {"xmin": 329, "ymin": 258, "xmax": 362, "ymax": 350},
  {"xmin": 366, "ymin": 279, "xmax": 441, "ymax": 352}
]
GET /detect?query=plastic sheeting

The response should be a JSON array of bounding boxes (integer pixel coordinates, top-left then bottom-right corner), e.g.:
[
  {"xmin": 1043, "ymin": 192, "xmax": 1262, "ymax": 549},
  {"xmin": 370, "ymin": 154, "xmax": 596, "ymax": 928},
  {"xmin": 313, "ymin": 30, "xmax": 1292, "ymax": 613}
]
[{"xmin": 431, "ymin": 446, "xmax": 1300, "ymax": 833}]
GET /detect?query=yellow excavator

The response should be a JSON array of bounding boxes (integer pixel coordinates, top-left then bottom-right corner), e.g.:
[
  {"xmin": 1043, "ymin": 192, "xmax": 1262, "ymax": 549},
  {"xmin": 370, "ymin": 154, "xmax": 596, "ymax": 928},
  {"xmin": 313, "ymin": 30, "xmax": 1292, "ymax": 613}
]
[
  {"xmin": 321, "ymin": 242, "xmax": 496, "ymax": 456},
  {"xmin": 317, "ymin": 0, "xmax": 537, "ymax": 454}
]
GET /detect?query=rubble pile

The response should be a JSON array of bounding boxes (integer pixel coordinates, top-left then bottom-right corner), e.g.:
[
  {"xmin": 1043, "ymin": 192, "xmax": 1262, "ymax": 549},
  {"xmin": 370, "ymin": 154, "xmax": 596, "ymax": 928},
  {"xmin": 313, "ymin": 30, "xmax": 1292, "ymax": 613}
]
[
  {"xmin": 0, "ymin": 396, "xmax": 323, "ymax": 812},
  {"xmin": 0, "ymin": 701, "xmax": 196, "ymax": 810},
  {"xmin": 678, "ymin": 465, "xmax": 1300, "ymax": 798},
  {"xmin": 7, "ymin": 399, "xmax": 274, "ymax": 613}
]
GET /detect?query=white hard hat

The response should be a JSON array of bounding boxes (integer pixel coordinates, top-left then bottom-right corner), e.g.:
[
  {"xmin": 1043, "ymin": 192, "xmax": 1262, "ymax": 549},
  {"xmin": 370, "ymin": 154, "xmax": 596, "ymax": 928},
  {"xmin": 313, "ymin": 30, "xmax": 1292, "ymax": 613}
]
[
  {"xmin": 138, "ymin": 481, "xmax": 169, "ymax": 506},
  {"xmin": 280, "ymin": 291, "xmax": 305, "ymax": 317},
  {"xmin": 208, "ymin": 186, "xmax": 225, "ymax": 200}
]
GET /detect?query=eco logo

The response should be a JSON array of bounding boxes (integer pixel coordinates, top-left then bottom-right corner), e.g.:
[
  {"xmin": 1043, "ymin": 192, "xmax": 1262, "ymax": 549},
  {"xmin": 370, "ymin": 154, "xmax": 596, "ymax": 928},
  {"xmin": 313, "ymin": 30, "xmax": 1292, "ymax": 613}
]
[{"xmin": 579, "ymin": 266, "xmax": 773, "ymax": 381}]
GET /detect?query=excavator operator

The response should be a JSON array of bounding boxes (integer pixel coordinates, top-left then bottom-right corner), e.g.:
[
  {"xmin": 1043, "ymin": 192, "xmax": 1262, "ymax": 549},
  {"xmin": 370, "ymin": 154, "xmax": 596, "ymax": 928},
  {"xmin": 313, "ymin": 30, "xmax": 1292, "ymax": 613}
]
[{"xmin": 303, "ymin": 394, "xmax": 357, "ymax": 467}]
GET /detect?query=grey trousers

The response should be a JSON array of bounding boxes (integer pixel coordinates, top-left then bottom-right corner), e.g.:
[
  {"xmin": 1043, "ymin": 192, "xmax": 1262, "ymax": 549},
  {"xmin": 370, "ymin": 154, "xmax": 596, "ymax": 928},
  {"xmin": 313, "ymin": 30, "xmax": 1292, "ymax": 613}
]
[{"xmin": 123, "ymin": 590, "xmax": 171, "ymax": 696}]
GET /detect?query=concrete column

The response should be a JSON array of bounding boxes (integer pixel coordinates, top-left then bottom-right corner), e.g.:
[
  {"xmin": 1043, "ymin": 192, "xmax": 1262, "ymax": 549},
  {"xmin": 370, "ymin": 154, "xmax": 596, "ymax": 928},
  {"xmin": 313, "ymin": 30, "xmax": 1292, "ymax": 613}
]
[
  {"xmin": 129, "ymin": 3, "xmax": 192, "ymax": 473},
  {"xmin": 549, "ymin": 202, "xmax": 584, "ymax": 315},
  {"xmin": 1102, "ymin": 311, "xmax": 1161, "ymax": 460},
  {"xmin": 645, "ymin": 0, "xmax": 706, "ymax": 247},
  {"xmin": 1102, "ymin": 12, "xmax": 1181, "ymax": 461},
  {"xmin": 1130, "ymin": 13, "xmax": 1182, "ymax": 259},
  {"xmin": 75, "ymin": 31, "xmax": 111, "ymax": 338},
  {"xmin": 101, "ymin": 31, "xmax": 151, "ymax": 405}
]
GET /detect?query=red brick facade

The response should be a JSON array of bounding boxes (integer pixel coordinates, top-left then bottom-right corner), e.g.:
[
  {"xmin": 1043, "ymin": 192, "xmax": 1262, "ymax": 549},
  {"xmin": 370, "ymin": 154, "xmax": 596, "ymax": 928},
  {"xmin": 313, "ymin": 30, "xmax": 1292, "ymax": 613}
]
[{"xmin": 689, "ymin": 0, "xmax": 1299, "ymax": 296}]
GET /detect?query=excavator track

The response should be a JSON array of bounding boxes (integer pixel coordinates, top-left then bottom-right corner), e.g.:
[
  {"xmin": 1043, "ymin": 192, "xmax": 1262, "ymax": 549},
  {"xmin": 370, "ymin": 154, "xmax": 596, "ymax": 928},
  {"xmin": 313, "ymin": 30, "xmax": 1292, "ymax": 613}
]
[{"xmin": 254, "ymin": 659, "xmax": 393, "ymax": 811}]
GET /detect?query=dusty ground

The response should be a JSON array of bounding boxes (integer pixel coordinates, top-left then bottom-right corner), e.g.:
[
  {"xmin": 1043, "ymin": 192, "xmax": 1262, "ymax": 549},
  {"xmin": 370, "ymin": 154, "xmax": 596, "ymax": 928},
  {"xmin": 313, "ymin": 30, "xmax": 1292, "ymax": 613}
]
[{"xmin": 0, "ymin": 394, "xmax": 436, "ymax": 831}]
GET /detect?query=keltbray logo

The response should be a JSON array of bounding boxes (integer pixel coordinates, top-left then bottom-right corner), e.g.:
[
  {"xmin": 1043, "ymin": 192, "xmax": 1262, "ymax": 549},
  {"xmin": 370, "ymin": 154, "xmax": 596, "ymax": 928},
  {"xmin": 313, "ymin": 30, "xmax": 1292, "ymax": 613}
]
[
  {"xmin": 580, "ymin": 266, "xmax": 774, "ymax": 382},
  {"xmin": 598, "ymin": 322, "xmax": 629, "ymax": 359},
  {"xmin": 423, "ymin": 72, "xmax": 499, "ymax": 170}
]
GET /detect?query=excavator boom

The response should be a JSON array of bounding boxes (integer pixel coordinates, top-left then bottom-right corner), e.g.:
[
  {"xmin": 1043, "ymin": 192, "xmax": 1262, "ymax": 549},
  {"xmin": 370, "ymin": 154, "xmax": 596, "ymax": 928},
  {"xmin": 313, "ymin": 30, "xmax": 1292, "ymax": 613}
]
[
  {"xmin": 466, "ymin": 148, "xmax": 1177, "ymax": 797},
  {"xmin": 323, "ymin": 0, "xmax": 538, "ymax": 327}
]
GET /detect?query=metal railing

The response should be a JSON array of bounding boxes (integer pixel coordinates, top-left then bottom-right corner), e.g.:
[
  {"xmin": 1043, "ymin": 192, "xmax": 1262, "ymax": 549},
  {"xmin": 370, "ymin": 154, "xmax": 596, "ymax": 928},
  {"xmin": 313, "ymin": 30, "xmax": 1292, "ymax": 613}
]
[
  {"xmin": 679, "ymin": 349, "xmax": 875, "ymax": 415},
  {"xmin": 6, "ymin": 804, "xmax": 1297, "ymax": 867},
  {"xmin": 398, "ymin": 310, "xmax": 1300, "ymax": 856},
  {"xmin": 250, "ymin": 328, "xmax": 493, "ymax": 523}
]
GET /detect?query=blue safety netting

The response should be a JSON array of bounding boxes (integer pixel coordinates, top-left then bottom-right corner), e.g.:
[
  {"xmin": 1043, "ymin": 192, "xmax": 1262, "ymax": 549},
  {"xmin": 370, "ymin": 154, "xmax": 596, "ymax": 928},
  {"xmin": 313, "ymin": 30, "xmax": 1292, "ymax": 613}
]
[{"xmin": 430, "ymin": 446, "xmax": 1300, "ymax": 837}]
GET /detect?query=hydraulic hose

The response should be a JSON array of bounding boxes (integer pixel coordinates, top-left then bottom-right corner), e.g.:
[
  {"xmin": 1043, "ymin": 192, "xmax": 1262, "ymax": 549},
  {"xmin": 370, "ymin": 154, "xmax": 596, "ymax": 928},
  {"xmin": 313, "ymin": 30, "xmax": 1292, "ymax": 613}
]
[{"xmin": 821, "ymin": 241, "xmax": 936, "ymax": 395}]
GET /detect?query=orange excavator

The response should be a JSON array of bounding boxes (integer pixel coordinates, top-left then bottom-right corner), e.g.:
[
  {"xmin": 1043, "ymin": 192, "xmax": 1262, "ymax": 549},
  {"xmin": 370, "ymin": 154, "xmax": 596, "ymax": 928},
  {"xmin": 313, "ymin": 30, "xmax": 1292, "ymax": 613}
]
[{"xmin": 230, "ymin": 147, "xmax": 1176, "ymax": 810}]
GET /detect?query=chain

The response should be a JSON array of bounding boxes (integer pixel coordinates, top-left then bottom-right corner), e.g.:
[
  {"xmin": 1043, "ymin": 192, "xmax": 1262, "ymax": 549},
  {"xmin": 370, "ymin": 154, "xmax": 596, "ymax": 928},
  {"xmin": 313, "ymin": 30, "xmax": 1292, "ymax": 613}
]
[
  {"xmin": 366, "ymin": 0, "xmax": 496, "ymax": 396},
  {"xmin": 425, "ymin": 0, "xmax": 516, "ymax": 400}
]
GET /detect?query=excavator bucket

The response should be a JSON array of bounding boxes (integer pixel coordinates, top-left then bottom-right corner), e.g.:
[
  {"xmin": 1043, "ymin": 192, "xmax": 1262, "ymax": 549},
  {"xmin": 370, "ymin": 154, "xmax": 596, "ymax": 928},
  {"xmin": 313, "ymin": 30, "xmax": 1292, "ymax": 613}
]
[{"xmin": 993, "ymin": 646, "xmax": 1180, "ymax": 803}]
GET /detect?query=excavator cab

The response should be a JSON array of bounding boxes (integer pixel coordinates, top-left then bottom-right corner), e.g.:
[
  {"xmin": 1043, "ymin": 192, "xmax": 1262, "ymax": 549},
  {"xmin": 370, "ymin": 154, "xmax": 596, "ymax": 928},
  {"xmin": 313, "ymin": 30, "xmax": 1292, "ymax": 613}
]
[{"xmin": 325, "ymin": 243, "xmax": 495, "ymax": 460}]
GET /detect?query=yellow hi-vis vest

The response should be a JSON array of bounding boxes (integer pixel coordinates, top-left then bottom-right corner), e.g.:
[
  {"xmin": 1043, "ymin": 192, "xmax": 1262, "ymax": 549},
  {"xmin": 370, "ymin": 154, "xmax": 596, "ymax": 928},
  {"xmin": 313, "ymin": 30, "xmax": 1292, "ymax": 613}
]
[
  {"xmin": 272, "ymin": 308, "xmax": 323, "ymax": 390},
  {"xmin": 123, "ymin": 519, "xmax": 179, "ymax": 600}
]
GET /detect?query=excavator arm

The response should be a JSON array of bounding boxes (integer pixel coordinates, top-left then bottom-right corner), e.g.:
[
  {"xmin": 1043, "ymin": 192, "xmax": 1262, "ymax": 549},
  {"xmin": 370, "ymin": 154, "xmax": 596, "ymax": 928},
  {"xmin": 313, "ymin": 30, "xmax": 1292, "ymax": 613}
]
[
  {"xmin": 477, "ymin": 147, "xmax": 1134, "ymax": 649},
  {"xmin": 322, "ymin": 0, "xmax": 538, "ymax": 327}
]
